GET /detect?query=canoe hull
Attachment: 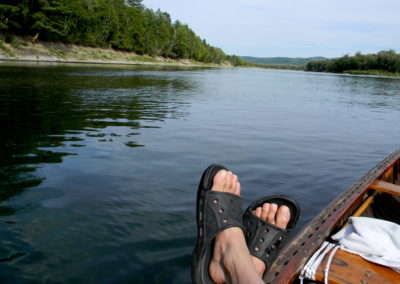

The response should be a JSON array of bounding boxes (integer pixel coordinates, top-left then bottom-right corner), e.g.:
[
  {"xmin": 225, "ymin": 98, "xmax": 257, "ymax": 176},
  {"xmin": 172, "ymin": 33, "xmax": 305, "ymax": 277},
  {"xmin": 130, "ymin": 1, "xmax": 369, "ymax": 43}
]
[{"xmin": 265, "ymin": 150, "xmax": 400, "ymax": 284}]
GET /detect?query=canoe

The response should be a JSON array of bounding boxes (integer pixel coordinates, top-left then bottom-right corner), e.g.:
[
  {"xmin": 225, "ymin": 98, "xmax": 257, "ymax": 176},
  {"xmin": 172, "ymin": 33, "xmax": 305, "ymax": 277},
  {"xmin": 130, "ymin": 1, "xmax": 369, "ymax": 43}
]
[{"xmin": 264, "ymin": 150, "xmax": 400, "ymax": 284}]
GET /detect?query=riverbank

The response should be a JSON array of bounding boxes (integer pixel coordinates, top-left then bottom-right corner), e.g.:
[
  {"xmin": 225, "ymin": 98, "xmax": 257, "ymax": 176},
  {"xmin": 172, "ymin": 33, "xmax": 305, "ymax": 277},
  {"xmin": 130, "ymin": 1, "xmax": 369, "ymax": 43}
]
[
  {"xmin": 0, "ymin": 36, "xmax": 222, "ymax": 67},
  {"xmin": 305, "ymin": 50, "xmax": 400, "ymax": 78},
  {"xmin": 343, "ymin": 69, "xmax": 400, "ymax": 77}
]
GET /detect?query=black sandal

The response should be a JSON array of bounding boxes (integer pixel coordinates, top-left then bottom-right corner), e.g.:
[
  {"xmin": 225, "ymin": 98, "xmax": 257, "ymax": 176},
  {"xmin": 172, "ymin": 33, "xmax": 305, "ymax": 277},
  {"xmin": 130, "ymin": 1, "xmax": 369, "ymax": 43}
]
[
  {"xmin": 192, "ymin": 164, "xmax": 244, "ymax": 284},
  {"xmin": 243, "ymin": 195, "xmax": 300, "ymax": 277}
]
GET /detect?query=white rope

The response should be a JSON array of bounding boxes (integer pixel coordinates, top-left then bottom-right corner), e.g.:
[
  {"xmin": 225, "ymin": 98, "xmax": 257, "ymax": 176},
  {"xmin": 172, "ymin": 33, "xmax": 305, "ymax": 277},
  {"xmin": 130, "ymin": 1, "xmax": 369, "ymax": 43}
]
[
  {"xmin": 307, "ymin": 243, "xmax": 335, "ymax": 280},
  {"xmin": 299, "ymin": 241, "xmax": 329, "ymax": 284},
  {"xmin": 324, "ymin": 245, "xmax": 340, "ymax": 284},
  {"xmin": 299, "ymin": 241, "xmax": 340, "ymax": 284}
]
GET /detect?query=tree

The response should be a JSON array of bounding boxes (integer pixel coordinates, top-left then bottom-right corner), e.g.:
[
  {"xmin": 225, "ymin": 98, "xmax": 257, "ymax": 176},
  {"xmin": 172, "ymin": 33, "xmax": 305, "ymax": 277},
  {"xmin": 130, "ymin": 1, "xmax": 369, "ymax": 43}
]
[
  {"xmin": 0, "ymin": 4, "xmax": 20, "ymax": 31},
  {"xmin": 25, "ymin": 0, "xmax": 75, "ymax": 42},
  {"xmin": 306, "ymin": 50, "xmax": 400, "ymax": 74},
  {"xmin": 0, "ymin": 0, "xmax": 241, "ymax": 65}
]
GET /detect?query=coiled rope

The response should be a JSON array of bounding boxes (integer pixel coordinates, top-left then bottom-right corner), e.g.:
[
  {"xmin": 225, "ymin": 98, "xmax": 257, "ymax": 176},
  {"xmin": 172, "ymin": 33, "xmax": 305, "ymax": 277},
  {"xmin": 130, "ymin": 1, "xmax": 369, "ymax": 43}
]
[{"xmin": 299, "ymin": 241, "xmax": 340, "ymax": 284}]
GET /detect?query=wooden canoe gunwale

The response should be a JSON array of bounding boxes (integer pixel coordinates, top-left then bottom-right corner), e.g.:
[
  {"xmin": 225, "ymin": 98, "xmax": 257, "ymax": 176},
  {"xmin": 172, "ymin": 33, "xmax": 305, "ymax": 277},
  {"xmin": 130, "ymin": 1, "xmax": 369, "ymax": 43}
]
[{"xmin": 264, "ymin": 149, "xmax": 400, "ymax": 284}]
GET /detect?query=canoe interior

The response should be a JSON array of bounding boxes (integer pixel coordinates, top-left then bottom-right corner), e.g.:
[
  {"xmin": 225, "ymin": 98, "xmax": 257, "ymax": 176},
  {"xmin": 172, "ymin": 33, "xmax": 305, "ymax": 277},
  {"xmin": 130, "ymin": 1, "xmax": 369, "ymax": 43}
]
[
  {"xmin": 264, "ymin": 149, "xmax": 400, "ymax": 284},
  {"xmin": 313, "ymin": 246, "xmax": 399, "ymax": 284}
]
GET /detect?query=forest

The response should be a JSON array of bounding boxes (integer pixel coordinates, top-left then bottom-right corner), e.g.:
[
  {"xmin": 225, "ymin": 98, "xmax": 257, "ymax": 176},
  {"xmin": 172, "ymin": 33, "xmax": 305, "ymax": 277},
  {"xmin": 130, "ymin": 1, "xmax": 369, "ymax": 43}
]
[
  {"xmin": 306, "ymin": 50, "xmax": 400, "ymax": 75},
  {"xmin": 0, "ymin": 0, "xmax": 247, "ymax": 66},
  {"xmin": 241, "ymin": 56, "xmax": 326, "ymax": 66}
]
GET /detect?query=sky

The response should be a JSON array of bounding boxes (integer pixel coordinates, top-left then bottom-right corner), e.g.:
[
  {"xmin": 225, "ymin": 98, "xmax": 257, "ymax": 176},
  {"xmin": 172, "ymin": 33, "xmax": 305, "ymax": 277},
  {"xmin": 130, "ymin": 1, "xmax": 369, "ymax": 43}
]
[{"xmin": 143, "ymin": 0, "xmax": 400, "ymax": 58}]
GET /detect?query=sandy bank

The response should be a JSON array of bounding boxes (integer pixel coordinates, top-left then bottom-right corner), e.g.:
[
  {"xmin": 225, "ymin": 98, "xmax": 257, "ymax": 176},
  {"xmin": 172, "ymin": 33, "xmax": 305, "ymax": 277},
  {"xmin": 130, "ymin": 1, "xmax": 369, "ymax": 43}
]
[{"xmin": 0, "ymin": 36, "xmax": 222, "ymax": 67}]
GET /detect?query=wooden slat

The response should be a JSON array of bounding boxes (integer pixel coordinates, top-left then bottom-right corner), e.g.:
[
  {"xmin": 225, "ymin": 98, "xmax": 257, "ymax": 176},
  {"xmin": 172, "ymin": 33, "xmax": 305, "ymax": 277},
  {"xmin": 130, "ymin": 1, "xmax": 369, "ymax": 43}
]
[
  {"xmin": 370, "ymin": 180, "xmax": 400, "ymax": 196},
  {"xmin": 352, "ymin": 195, "xmax": 375, "ymax": 217},
  {"xmin": 382, "ymin": 167, "xmax": 394, "ymax": 182},
  {"xmin": 315, "ymin": 249, "xmax": 400, "ymax": 284},
  {"xmin": 342, "ymin": 194, "xmax": 376, "ymax": 227}
]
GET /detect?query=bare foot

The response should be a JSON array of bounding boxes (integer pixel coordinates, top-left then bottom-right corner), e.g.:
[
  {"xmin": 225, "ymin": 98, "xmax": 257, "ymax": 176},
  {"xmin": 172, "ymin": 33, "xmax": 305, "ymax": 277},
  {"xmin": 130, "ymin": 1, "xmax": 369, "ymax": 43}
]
[
  {"xmin": 251, "ymin": 203, "xmax": 291, "ymax": 276},
  {"xmin": 206, "ymin": 169, "xmax": 264, "ymax": 284},
  {"xmin": 209, "ymin": 170, "xmax": 241, "ymax": 283}
]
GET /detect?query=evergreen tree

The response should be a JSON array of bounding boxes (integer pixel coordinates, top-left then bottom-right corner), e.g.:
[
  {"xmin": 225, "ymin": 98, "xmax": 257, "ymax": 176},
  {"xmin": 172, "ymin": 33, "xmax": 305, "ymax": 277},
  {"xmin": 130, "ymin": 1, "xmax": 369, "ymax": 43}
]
[
  {"xmin": 306, "ymin": 50, "xmax": 400, "ymax": 73},
  {"xmin": 0, "ymin": 3, "xmax": 20, "ymax": 31},
  {"xmin": 0, "ymin": 0, "xmax": 247, "ymax": 65}
]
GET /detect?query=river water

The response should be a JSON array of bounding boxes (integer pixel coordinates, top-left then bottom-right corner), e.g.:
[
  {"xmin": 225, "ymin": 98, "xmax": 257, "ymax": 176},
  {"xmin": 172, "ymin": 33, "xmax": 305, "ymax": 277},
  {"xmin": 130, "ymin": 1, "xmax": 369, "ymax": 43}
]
[{"xmin": 0, "ymin": 63, "xmax": 399, "ymax": 283}]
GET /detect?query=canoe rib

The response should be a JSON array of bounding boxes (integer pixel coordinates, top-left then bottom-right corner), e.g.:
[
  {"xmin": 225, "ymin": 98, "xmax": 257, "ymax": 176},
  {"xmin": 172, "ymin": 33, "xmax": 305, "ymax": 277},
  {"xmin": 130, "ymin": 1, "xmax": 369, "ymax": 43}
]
[
  {"xmin": 370, "ymin": 180, "xmax": 400, "ymax": 196},
  {"xmin": 264, "ymin": 149, "xmax": 400, "ymax": 284}
]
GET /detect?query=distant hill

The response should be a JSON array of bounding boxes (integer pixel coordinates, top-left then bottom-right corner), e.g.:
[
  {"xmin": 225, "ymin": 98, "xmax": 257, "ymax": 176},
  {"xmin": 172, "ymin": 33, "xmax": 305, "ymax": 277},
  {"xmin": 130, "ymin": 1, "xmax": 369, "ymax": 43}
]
[{"xmin": 241, "ymin": 56, "xmax": 327, "ymax": 66}]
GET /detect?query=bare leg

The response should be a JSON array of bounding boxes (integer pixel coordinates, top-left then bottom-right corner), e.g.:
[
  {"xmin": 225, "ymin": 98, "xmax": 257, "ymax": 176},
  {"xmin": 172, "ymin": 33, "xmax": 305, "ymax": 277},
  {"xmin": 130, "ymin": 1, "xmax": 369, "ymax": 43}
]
[{"xmin": 208, "ymin": 170, "xmax": 263, "ymax": 284}]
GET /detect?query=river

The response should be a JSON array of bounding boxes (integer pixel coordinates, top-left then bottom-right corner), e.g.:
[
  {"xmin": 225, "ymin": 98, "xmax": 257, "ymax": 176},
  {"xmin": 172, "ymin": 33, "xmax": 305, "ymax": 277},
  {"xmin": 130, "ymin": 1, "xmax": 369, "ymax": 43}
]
[{"xmin": 0, "ymin": 63, "xmax": 399, "ymax": 283}]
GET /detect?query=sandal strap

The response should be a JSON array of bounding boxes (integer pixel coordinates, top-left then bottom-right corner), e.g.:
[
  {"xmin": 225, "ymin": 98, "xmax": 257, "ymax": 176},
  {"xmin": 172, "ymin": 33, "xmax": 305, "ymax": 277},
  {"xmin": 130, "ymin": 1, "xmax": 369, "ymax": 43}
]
[
  {"xmin": 244, "ymin": 212, "xmax": 291, "ymax": 266},
  {"xmin": 243, "ymin": 195, "xmax": 300, "ymax": 269},
  {"xmin": 203, "ymin": 191, "xmax": 243, "ymax": 242}
]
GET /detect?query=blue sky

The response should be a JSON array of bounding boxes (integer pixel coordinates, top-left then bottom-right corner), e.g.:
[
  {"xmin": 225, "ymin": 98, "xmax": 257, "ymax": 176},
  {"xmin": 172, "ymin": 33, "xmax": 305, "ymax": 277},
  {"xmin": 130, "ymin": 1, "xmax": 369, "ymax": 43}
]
[{"xmin": 143, "ymin": 0, "xmax": 400, "ymax": 58}]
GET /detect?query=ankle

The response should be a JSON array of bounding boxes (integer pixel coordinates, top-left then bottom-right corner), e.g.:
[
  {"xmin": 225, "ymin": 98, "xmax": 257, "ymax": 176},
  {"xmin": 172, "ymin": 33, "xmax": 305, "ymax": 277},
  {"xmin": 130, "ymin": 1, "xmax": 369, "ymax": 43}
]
[
  {"xmin": 216, "ymin": 228, "xmax": 249, "ymax": 267},
  {"xmin": 215, "ymin": 227, "xmax": 245, "ymax": 250}
]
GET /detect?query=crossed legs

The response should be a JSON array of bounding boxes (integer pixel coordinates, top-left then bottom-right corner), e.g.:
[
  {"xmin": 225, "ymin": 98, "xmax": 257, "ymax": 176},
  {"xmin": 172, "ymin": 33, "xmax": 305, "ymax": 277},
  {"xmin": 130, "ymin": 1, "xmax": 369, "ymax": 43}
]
[{"xmin": 208, "ymin": 170, "xmax": 290, "ymax": 284}]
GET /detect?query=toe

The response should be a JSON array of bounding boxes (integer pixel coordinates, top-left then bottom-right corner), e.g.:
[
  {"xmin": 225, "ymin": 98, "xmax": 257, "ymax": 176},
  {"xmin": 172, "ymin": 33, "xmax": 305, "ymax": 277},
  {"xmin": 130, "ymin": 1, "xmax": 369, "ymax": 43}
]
[
  {"xmin": 211, "ymin": 170, "xmax": 227, "ymax": 192},
  {"xmin": 267, "ymin": 203, "xmax": 278, "ymax": 225},
  {"xmin": 223, "ymin": 171, "xmax": 233, "ymax": 193},
  {"xmin": 232, "ymin": 175, "xmax": 239, "ymax": 193},
  {"xmin": 276, "ymin": 205, "xmax": 291, "ymax": 229},
  {"xmin": 254, "ymin": 207, "xmax": 262, "ymax": 218},
  {"xmin": 235, "ymin": 181, "xmax": 241, "ymax": 196},
  {"xmin": 260, "ymin": 203, "xmax": 270, "ymax": 221}
]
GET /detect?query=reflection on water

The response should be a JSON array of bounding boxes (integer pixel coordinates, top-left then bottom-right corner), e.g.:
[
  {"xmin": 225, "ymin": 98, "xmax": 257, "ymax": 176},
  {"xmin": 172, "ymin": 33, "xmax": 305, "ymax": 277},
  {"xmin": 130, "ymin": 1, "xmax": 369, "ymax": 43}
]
[
  {"xmin": 0, "ymin": 65, "xmax": 195, "ymax": 202},
  {"xmin": 0, "ymin": 64, "xmax": 400, "ymax": 283}
]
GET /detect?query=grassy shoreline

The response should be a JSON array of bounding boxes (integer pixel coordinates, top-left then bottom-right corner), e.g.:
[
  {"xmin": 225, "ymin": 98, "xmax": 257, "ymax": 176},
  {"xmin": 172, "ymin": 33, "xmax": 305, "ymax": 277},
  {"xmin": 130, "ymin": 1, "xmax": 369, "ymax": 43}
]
[
  {"xmin": 343, "ymin": 69, "xmax": 400, "ymax": 77},
  {"xmin": 0, "ymin": 36, "xmax": 224, "ymax": 68},
  {"xmin": 1, "ymin": 37, "xmax": 399, "ymax": 78}
]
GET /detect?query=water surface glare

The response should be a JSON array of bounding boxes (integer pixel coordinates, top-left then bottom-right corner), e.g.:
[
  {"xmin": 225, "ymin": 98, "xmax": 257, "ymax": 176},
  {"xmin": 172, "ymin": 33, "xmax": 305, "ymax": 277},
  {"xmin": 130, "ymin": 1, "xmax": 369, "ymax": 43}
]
[{"xmin": 0, "ymin": 64, "xmax": 399, "ymax": 283}]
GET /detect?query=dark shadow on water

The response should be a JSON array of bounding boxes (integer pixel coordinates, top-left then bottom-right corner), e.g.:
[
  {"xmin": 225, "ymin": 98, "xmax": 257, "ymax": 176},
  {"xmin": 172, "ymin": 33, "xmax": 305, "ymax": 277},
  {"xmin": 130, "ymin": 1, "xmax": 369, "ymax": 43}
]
[
  {"xmin": 85, "ymin": 237, "xmax": 194, "ymax": 284},
  {"xmin": 0, "ymin": 65, "xmax": 197, "ymax": 202}
]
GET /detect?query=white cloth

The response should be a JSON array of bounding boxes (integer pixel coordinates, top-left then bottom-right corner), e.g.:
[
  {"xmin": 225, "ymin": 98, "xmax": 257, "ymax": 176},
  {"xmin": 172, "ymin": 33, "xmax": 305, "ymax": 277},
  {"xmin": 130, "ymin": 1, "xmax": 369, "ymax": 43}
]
[{"xmin": 331, "ymin": 216, "xmax": 400, "ymax": 272}]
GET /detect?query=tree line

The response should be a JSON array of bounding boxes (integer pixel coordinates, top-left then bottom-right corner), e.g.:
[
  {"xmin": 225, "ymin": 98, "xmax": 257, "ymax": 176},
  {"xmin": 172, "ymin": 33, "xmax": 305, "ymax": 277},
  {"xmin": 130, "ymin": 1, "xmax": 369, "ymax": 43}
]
[
  {"xmin": 306, "ymin": 50, "xmax": 400, "ymax": 74},
  {"xmin": 0, "ymin": 0, "xmax": 247, "ymax": 65}
]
